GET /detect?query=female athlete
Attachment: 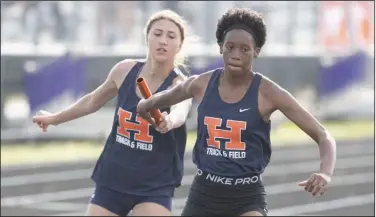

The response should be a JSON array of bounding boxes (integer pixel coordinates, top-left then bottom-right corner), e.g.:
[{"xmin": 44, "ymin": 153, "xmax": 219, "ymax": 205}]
[
  {"xmin": 33, "ymin": 10, "xmax": 192, "ymax": 216},
  {"xmin": 136, "ymin": 8, "xmax": 336, "ymax": 216}
]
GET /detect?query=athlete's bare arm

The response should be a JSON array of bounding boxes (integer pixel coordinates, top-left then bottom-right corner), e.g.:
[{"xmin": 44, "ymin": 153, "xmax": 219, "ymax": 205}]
[
  {"xmin": 167, "ymin": 76, "xmax": 193, "ymax": 129},
  {"xmin": 33, "ymin": 60, "xmax": 136, "ymax": 126},
  {"xmin": 260, "ymin": 76, "xmax": 336, "ymax": 196},
  {"xmin": 137, "ymin": 71, "xmax": 213, "ymax": 116}
]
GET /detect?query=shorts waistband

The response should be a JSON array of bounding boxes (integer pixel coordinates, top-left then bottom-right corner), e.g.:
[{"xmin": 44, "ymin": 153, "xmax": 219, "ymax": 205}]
[{"xmin": 195, "ymin": 169, "xmax": 262, "ymax": 186}]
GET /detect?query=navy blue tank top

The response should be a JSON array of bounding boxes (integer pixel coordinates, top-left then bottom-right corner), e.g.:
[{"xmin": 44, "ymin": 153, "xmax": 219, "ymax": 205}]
[
  {"xmin": 193, "ymin": 69, "xmax": 271, "ymax": 177},
  {"xmin": 91, "ymin": 61, "xmax": 187, "ymax": 197}
]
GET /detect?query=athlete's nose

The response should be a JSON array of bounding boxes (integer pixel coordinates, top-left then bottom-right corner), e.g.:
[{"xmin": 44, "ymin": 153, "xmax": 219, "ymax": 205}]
[
  {"xmin": 159, "ymin": 35, "xmax": 168, "ymax": 46},
  {"xmin": 230, "ymin": 49, "xmax": 241, "ymax": 60}
]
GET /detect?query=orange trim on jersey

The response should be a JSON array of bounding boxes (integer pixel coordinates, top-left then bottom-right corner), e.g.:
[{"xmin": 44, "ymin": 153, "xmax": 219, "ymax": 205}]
[
  {"xmin": 117, "ymin": 108, "xmax": 153, "ymax": 143},
  {"xmin": 204, "ymin": 116, "xmax": 247, "ymax": 151}
]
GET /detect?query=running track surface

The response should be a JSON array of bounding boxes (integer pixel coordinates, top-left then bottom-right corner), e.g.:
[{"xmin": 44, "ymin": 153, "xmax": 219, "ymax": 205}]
[{"xmin": 1, "ymin": 140, "xmax": 375, "ymax": 216}]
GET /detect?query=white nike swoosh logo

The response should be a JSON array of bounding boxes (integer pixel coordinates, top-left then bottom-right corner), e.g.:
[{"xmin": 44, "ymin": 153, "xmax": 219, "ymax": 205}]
[{"xmin": 239, "ymin": 108, "xmax": 251, "ymax": 112}]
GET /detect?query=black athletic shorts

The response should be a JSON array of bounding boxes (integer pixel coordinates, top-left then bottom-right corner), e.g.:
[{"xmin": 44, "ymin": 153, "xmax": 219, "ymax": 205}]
[
  {"xmin": 90, "ymin": 185, "xmax": 172, "ymax": 216},
  {"xmin": 181, "ymin": 169, "xmax": 268, "ymax": 216}
]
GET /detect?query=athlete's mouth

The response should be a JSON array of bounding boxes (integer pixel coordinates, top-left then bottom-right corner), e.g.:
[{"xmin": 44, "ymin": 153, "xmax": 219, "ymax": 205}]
[
  {"xmin": 157, "ymin": 48, "xmax": 167, "ymax": 52},
  {"xmin": 228, "ymin": 63, "xmax": 242, "ymax": 68}
]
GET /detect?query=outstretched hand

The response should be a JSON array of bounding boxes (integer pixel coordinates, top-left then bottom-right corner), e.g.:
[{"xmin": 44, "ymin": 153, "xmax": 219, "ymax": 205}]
[
  {"xmin": 32, "ymin": 110, "xmax": 56, "ymax": 132},
  {"xmin": 298, "ymin": 173, "xmax": 331, "ymax": 197}
]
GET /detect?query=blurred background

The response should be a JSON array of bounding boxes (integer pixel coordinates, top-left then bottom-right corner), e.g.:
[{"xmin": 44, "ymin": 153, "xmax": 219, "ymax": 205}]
[{"xmin": 1, "ymin": 1, "xmax": 375, "ymax": 216}]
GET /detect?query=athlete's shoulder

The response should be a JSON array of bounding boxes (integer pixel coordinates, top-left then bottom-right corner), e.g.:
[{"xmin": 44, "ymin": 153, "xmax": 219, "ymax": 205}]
[
  {"xmin": 194, "ymin": 68, "xmax": 219, "ymax": 83},
  {"xmin": 109, "ymin": 59, "xmax": 142, "ymax": 88},
  {"xmin": 116, "ymin": 59, "xmax": 144, "ymax": 72},
  {"xmin": 110, "ymin": 59, "xmax": 136, "ymax": 75},
  {"xmin": 258, "ymin": 73, "xmax": 288, "ymax": 104},
  {"xmin": 186, "ymin": 69, "xmax": 219, "ymax": 100}
]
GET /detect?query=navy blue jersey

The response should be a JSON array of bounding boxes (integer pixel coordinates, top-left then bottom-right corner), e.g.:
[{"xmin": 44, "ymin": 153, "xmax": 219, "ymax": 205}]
[
  {"xmin": 193, "ymin": 69, "xmax": 271, "ymax": 177},
  {"xmin": 91, "ymin": 61, "xmax": 187, "ymax": 197}
]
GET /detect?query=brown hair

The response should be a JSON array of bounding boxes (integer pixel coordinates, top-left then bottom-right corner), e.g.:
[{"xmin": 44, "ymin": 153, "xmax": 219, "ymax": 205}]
[{"xmin": 144, "ymin": 10, "xmax": 189, "ymax": 69}]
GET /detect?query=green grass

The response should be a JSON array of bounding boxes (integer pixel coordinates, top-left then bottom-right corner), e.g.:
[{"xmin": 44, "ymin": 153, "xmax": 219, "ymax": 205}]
[{"xmin": 1, "ymin": 120, "xmax": 373, "ymax": 167}]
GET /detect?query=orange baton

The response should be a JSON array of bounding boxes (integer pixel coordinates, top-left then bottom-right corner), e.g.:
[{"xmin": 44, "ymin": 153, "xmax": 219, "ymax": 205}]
[{"xmin": 136, "ymin": 77, "xmax": 162, "ymax": 125}]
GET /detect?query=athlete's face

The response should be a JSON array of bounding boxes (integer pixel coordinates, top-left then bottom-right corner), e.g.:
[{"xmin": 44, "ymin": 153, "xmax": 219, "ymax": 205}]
[
  {"xmin": 221, "ymin": 29, "xmax": 260, "ymax": 76},
  {"xmin": 147, "ymin": 19, "xmax": 182, "ymax": 64}
]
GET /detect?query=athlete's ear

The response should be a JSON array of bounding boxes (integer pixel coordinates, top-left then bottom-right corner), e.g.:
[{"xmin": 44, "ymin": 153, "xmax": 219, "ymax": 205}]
[{"xmin": 254, "ymin": 47, "xmax": 261, "ymax": 58}]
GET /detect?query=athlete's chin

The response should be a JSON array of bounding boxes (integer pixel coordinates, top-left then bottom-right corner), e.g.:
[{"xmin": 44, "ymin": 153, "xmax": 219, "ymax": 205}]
[{"xmin": 153, "ymin": 55, "xmax": 169, "ymax": 63}]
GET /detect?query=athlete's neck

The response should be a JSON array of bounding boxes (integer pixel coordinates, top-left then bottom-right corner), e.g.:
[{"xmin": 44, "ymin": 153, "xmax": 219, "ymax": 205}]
[
  {"xmin": 145, "ymin": 57, "xmax": 174, "ymax": 77},
  {"xmin": 223, "ymin": 69, "xmax": 255, "ymax": 87}
]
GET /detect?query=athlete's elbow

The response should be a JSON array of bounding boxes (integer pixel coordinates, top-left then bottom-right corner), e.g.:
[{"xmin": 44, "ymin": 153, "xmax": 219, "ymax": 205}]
[
  {"xmin": 85, "ymin": 94, "xmax": 103, "ymax": 114},
  {"xmin": 317, "ymin": 130, "xmax": 337, "ymax": 158},
  {"xmin": 89, "ymin": 104, "xmax": 101, "ymax": 113},
  {"xmin": 317, "ymin": 129, "xmax": 336, "ymax": 147}
]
